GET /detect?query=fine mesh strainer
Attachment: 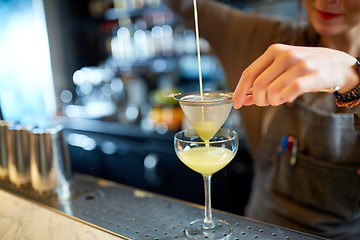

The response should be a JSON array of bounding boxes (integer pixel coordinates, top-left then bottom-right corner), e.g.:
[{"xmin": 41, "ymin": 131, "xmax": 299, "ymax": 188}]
[{"xmin": 169, "ymin": 92, "xmax": 233, "ymax": 141}]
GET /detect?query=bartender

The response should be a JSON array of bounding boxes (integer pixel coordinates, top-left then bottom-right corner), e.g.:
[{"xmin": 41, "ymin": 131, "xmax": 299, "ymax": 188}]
[{"xmin": 164, "ymin": 0, "xmax": 360, "ymax": 239}]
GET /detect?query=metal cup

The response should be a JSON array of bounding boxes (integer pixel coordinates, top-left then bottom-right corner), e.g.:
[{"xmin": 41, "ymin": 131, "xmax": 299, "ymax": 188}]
[
  {"xmin": 8, "ymin": 125, "xmax": 34, "ymax": 186},
  {"xmin": 0, "ymin": 120, "xmax": 14, "ymax": 179},
  {"xmin": 30, "ymin": 125, "xmax": 72, "ymax": 198}
]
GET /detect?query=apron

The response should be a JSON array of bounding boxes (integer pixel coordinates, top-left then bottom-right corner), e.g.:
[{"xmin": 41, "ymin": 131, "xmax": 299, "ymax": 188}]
[{"xmin": 246, "ymin": 94, "xmax": 360, "ymax": 240}]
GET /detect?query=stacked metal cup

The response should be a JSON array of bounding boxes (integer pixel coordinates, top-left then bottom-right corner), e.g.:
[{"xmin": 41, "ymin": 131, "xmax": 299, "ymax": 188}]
[
  {"xmin": 7, "ymin": 124, "xmax": 34, "ymax": 186},
  {"xmin": 0, "ymin": 120, "xmax": 14, "ymax": 179},
  {"xmin": 30, "ymin": 124, "xmax": 72, "ymax": 199}
]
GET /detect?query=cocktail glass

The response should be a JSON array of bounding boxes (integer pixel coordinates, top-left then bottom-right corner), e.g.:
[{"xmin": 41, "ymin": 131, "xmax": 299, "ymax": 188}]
[{"xmin": 174, "ymin": 128, "xmax": 238, "ymax": 240}]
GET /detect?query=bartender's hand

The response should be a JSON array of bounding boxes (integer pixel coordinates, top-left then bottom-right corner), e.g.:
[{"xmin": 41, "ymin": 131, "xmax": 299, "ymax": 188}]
[{"xmin": 233, "ymin": 44, "xmax": 359, "ymax": 108}]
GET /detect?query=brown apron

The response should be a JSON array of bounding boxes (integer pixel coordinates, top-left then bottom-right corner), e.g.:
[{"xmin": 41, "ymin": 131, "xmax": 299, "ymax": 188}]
[{"xmin": 246, "ymin": 94, "xmax": 360, "ymax": 240}]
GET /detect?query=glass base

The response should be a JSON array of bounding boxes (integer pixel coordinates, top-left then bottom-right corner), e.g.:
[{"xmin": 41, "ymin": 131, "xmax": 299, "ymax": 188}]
[{"xmin": 185, "ymin": 219, "xmax": 232, "ymax": 240}]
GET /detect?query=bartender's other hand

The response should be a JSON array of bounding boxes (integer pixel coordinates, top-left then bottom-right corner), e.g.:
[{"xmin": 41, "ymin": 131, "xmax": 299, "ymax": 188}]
[{"xmin": 233, "ymin": 44, "xmax": 359, "ymax": 109}]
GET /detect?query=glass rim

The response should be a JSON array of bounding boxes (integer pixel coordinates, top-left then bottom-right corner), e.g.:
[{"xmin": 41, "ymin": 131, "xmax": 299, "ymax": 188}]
[
  {"xmin": 168, "ymin": 91, "xmax": 233, "ymax": 106},
  {"xmin": 30, "ymin": 125, "xmax": 64, "ymax": 135},
  {"xmin": 174, "ymin": 128, "xmax": 238, "ymax": 144}
]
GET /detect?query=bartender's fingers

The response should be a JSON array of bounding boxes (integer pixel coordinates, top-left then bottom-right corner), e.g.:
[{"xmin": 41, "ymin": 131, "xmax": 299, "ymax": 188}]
[
  {"xmin": 234, "ymin": 44, "xmax": 299, "ymax": 108},
  {"xmin": 233, "ymin": 46, "xmax": 278, "ymax": 108},
  {"xmin": 267, "ymin": 61, "xmax": 311, "ymax": 105},
  {"xmin": 233, "ymin": 75, "xmax": 255, "ymax": 108},
  {"xmin": 233, "ymin": 76, "xmax": 251, "ymax": 109},
  {"xmin": 280, "ymin": 73, "xmax": 329, "ymax": 102},
  {"xmin": 251, "ymin": 47, "xmax": 300, "ymax": 106},
  {"xmin": 279, "ymin": 57, "xmax": 352, "ymax": 102},
  {"xmin": 243, "ymin": 95, "xmax": 254, "ymax": 106}
]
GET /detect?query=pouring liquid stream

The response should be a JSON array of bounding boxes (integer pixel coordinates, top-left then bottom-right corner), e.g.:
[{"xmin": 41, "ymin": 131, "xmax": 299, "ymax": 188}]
[
  {"xmin": 193, "ymin": 0, "xmax": 215, "ymax": 148},
  {"xmin": 193, "ymin": 0, "xmax": 203, "ymax": 101}
]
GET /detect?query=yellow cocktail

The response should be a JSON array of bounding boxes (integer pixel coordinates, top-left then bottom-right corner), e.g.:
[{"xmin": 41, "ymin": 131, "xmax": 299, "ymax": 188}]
[
  {"xmin": 178, "ymin": 146, "xmax": 234, "ymax": 176},
  {"xmin": 174, "ymin": 128, "xmax": 238, "ymax": 240},
  {"xmin": 191, "ymin": 121, "xmax": 222, "ymax": 143}
]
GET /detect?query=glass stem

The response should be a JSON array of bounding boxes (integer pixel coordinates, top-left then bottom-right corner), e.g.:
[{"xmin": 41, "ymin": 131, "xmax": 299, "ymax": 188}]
[{"xmin": 203, "ymin": 175, "xmax": 215, "ymax": 229}]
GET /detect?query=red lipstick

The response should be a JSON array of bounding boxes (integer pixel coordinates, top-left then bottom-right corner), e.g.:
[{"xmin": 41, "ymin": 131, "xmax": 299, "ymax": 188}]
[{"xmin": 316, "ymin": 9, "xmax": 342, "ymax": 20}]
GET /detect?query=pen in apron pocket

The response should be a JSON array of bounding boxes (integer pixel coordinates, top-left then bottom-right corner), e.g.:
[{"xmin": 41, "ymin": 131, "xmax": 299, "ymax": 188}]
[
  {"xmin": 278, "ymin": 135, "xmax": 298, "ymax": 167},
  {"xmin": 287, "ymin": 136, "xmax": 298, "ymax": 167}
]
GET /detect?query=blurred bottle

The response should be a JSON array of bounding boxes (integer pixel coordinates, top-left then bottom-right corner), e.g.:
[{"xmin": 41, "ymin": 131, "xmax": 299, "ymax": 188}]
[
  {"xmin": 118, "ymin": 76, "xmax": 148, "ymax": 125},
  {"xmin": 147, "ymin": 89, "xmax": 183, "ymax": 132}
]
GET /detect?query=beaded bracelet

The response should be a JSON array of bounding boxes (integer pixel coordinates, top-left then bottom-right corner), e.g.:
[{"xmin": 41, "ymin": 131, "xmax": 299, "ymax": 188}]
[
  {"xmin": 335, "ymin": 98, "xmax": 360, "ymax": 108},
  {"xmin": 334, "ymin": 58, "xmax": 360, "ymax": 108}
]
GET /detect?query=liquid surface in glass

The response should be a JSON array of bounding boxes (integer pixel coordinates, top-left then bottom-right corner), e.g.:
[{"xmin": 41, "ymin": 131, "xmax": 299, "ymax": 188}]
[{"xmin": 178, "ymin": 147, "xmax": 234, "ymax": 176}]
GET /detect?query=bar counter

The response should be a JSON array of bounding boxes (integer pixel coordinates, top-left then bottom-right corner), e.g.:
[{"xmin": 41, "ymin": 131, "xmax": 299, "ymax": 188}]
[
  {"xmin": 0, "ymin": 174, "xmax": 328, "ymax": 240},
  {"xmin": 0, "ymin": 189, "xmax": 124, "ymax": 240}
]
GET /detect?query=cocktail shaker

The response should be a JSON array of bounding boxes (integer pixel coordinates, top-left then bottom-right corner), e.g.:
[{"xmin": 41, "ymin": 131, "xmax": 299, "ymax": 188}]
[{"xmin": 30, "ymin": 125, "xmax": 72, "ymax": 199}]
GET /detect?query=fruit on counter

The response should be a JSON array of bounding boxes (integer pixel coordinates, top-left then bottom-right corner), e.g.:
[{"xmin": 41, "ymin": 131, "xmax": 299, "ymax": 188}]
[{"xmin": 148, "ymin": 106, "xmax": 184, "ymax": 131}]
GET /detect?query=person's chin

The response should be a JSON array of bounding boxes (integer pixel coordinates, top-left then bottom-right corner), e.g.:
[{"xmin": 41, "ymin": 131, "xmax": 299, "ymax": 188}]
[
  {"xmin": 310, "ymin": 13, "xmax": 346, "ymax": 36},
  {"xmin": 312, "ymin": 23, "xmax": 343, "ymax": 36}
]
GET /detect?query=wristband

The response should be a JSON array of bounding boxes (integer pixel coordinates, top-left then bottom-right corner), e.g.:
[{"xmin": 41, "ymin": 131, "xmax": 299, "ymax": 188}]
[
  {"xmin": 335, "ymin": 98, "xmax": 360, "ymax": 108},
  {"xmin": 333, "ymin": 58, "xmax": 360, "ymax": 106}
]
